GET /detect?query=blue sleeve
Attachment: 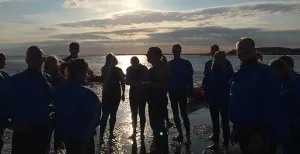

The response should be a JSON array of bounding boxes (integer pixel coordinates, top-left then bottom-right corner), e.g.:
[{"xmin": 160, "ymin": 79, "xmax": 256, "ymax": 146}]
[
  {"xmin": 0, "ymin": 77, "xmax": 14, "ymax": 121},
  {"xmin": 82, "ymin": 91, "xmax": 101, "ymax": 132},
  {"xmin": 259, "ymin": 67, "xmax": 281, "ymax": 128},
  {"xmin": 202, "ymin": 70, "xmax": 210, "ymax": 93}
]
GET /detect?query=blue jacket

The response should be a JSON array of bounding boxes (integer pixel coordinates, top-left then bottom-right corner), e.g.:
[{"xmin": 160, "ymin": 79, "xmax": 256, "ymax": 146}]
[
  {"xmin": 0, "ymin": 71, "xmax": 9, "ymax": 79},
  {"xmin": 204, "ymin": 59, "xmax": 233, "ymax": 75},
  {"xmin": 0, "ymin": 70, "xmax": 52, "ymax": 126},
  {"xmin": 229, "ymin": 63, "xmax": 281, "ymax": 127},
  {"xmin": 54, "ymin": 81, "xmax": 101, "ymax": 140},
  {"xmin": 202, "ymin": 61, "xmax": 234, "ymax": 104},
  {"xmin": 168, "ymin": 58, "xmax": 193, "ymax": 93}
]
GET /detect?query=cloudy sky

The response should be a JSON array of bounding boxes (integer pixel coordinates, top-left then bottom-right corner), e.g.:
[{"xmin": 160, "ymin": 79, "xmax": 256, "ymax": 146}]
[{"xmin": 0, "ymin": 0, "xmax": 299, "ymax": 55}]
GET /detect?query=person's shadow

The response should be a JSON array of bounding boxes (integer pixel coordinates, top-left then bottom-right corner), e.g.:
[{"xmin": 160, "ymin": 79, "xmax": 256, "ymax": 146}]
[{"xmin": 132, "ymin": 138, "xmax": 146, "ymax": 154}]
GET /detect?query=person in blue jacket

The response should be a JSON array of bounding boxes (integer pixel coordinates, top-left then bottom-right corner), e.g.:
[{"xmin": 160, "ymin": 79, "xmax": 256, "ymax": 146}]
[
  {"xmin": 168, "ymin": 44, "xmax": 193, "ymax": 143},
  {"xmin": 54, "ymin": 59, "xmax": 101, "ymax": 154},
  {"xmin": 204, "ymin": 45, "xmax": 233, "ymax": 142},
  {"xmin": 229, "ymin": 38, "xmax": 281, "ymax": 154},
  {"xmin": 100, "ymin": 53, "xmax": 125, "ymax": 142},
  {"xmin": 270, "ymin": 59, "xmax": 300, "ymax": 154},
  {"xmin": 202, "ymin": 51, "xmax": 233, "ymax": 152},
  {"xmin": 126, "ymin": 56, "xmax": 148, "ymax": 139},
  {"xmin": 0, "ymin": 53, "xmax": 9, "ymax": 153},
  {"xmin": 0, "ymin": 46, "xmax": 53, "ymax": 154}
]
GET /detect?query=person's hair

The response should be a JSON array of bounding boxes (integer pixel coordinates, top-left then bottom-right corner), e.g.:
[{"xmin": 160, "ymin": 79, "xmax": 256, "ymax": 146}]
[
  {"xmin": 44, "ymin": 55, "xmax": 59, "ymax": 73},
  {"xmin": 105, "ymin": 53, "xmax": 118, "ymax": 66},
  {"xmin": 211, "ymin": 51, "xmax": 226, "ymax": 71},
  {"xmin": 211, "ymin": 44, "xmax": 220, "ymax": 51},
  {"xmin": 68, "ymin": 59, "xmax": 88, "ymax": 80},
  {"xmin": 131, "ymin": 56, "xmax": 139, "ymax": 65},
  {"xmin": 270, "ymin": 59, "xmax": 291, "ymax": 78},
  {"xmin": 69, "ymin": 42, "xmax": 80, "ymax": 49},
  {"xmin": 59, "ymin": 61, "xmax": 69, "ymax": 76},
  {"xmin": 256, "ymin": 52, "xmax": 264, "ymax": 61},
  {"xmin": 149, "ymin": 47, "xmax": 168, "ymax": 64},
  {"xmin": 27, "ymin": 46, "xmax": 44, "ymax": 56},
  {"xmin": 236, "ymin": 37, "xmax": 255, "ymax": 49},
  {"xmin": 173, "ymin": 44, "xmax": 182, "ymax": 50},
  {"xmin": 0, "ymin": 53, "xmax": 5, "ymax": 60},
  {"xmin": 279, "ymin": 55, "xmax": 294, "ymax": 70}
]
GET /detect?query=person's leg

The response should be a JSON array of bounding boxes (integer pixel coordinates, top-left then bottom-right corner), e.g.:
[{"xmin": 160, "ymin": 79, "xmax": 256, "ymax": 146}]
[
  {"xmin": 178, "ymin": 92, "xmax": 190, "ymax": 141},
  {"xmin": 12, "ymin": 130, "xmax": 31, "ymax": 154},
  {"xmin": 129, "ymin": 90, "xmax": 138, "ymax": 137},
  {"xmin": 54, "ymin": 131, "xmax": 65, "ymax": 151},
  {"xmin": 207, "ymin": 102, "xmax": 220, "ymax": 149},
  {"xmin": 138, "ymin": 96, "xmax": 146, "ymax": 137},
  {"xmin": 32, "ymin": 126, "xmax": 51, "ymax": 154},
  {"xmin": 220, "ymin": 103, "xmax": 230, "ymax": 148},
  {"xmin": 100, "ymin": 103, "xmax": 110, "ymax": 140},
  {"xmin": 169, "ymin": 92, "xmax": 183, "ymax": 141},
  {"xmin": 0, "ymin": 126, "xmax": 4, "ymax": 152},
  {"xmin": 109, "ymin": 101, "xmax": 120, "ymax": 136},
  {"xmin": 87, "ymin": 137, "xmax": 95, "ymax": 154}
]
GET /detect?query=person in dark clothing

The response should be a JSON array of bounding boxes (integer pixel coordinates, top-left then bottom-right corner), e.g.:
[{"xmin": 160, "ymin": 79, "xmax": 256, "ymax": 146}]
[
  {"xmin": 126, "ymin": 56, "xmax": 148, "ymax": 139},
  {"xmin": 168, "ymin": 44, "xmax": 193, "ymax": 143},
  {"xmin": 204, "ymin": 45, "xmax": 233, "ymax": 142},
  {"xmin": 279, "ymin": 55, "xmax": 300, "ymax": 79},
  {"xmin": 63, "ymin": 42, "xmax": 94, "ymax": 78},
  {"xmin": 229, "ymin": 38, "xmax": 281, "ymax": 154},
  {"xmin": 144, "ymin": 47, "xmax": 169, "ymax": 154},
  {"xmin": 0, "ymin": 46, "xmax": 53, "ymax": 154},
  {"xmin": 54, "ymin": 59, "xmax": 101, "ymax": 154},
  {"xmin": 202, "ymin": 51, "xmax": 233, "ymax": 152},
  {"xmin": 270, "ymin": 59, "xmax": 300, "ymax": 154},
  {"xmin": 100, "ymin": 53, "xmax": 125, "ymax": 143},
  {"xmin": 44, "ymin": 55, "xmax": 66, "ymax": 153},
  {"xmin": 0, "ymin": 53, "xmax": 9, "ymax": 153}
]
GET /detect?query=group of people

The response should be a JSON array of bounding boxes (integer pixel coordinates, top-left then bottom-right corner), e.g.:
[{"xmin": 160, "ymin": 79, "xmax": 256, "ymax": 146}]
[
  {"xmin": 0, "ymin": 37, "xmax": 299, "ymax": 154},
  {"xmin": 203, "ymin": 38, "xmax": 300, "ymax": 154}
]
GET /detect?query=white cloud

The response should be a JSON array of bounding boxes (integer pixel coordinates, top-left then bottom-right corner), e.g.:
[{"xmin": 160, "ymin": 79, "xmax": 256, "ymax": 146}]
[
  {"xmin": 58, "ymin": 2, "xmax": 300, "ymax": 28},
  {"xmin": 63, "ymin": 0, "xmax": 88, "ymax": 8}
]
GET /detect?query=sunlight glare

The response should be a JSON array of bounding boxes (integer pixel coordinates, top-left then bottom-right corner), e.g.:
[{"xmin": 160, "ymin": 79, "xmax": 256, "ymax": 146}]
[
  {"xmin": 123, "ymin": 0, "xmax": 142, "ymax": 9},
  {"xmin": 117, "ymin": 55, "xmax": 148, "ymax": 74}
]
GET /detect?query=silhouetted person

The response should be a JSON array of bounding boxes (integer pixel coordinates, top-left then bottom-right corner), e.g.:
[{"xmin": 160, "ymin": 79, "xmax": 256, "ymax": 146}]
[
  {"xmin": 0, "ymin": 53, "xmax": 9, "ymax": 152},
  {"xmin": 54, "ymin": 59, "xmax": 101, "ymax": 154},
  {"xmin": 44, "ymin": 55, "xmax": 66, "ymax": 152},
  {"xmin": 0, "ymin": 46, "xmax": 53, "ymax": 154},
  {"xmin": 256, "ymin": 52, "xmax": 264, "ymax": 62},
  {"xmin": 144, "ymin": 47, "xmax": 169, "ymax": 154},
  {"xmin": 168, "ymin": 44, "xmax": 193, "ymax": 143},
  {"xmin": 100, "ymin": 53, "xmax": 125, "ymax": 142},
  {"xmin": 63, "ymin": 42, "xmax": 94, "ymax": 78},
  {"xmin": 126, "ymin": 56, "xmax": 148, "ymax": 139},
  {"xmin": 279, "ymin": 55, "xmax": 300, "ymax": 79},
  {"xmin": 204, "ymin": 45, "xmax": 233, "ymax": 142},
  {"xmin": 229, "ymin": 38, "xmax": 281, "ymax": 154},
  {"xmin": 270, "ymin": 59, "xmax": 300, "ymax": 154},
  {"xmin": 202, "ymin": 51, "xmax": 233, "ymax": 152}
]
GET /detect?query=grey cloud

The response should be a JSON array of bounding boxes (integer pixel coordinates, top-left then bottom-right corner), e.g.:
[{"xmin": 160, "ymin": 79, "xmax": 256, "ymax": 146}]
[
  {"xmin": 64, "ymin": 0, "xmax": 87, "ymax": 8},
  {"xmin": 49, "ymin": 33, "xmax": 111, "ymax": 40},
  {"xmin": 58, "ymin": 2, "xmax": 300, "ymax": 28},
  {"xmin": 39, "ymin": 27, "xmax": 59, "ymax": 31}
]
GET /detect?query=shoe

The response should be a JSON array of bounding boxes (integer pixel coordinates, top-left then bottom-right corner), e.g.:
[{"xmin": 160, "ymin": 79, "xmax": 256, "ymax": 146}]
[
  {"xmin": 206, "ymin": 143, "xmax": 219, "ymax": 150},
  {"xmin": 172, "ymin": 134, "xmax": 183, "ymax": 142}
]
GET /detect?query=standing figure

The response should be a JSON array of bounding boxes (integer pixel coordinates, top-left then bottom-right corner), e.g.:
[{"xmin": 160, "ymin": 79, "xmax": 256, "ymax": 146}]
[
  {"xmin": 0, "ymin": 46, "xmax": 53, "ymax": 154},
  {"xmin": 99, "ymin": 53, "xmax": 125, "ymax": 142},
  {"xmin": 229, "ymin": 38, "xmax": 281, "ymax": 154},
  {"xmin": 54, "ymin": 59, "xmax": 101, "ymax": 154},
  {"xmin": 202, "ymin": 51, "xmax": 233, "ymax": 152},
  {"xmin": 144, "ymin": 47, "xmax": 169, "ymax": 154},
  {"xmin": 126, "ymin": 56, "xmax": 148, "ymax": 139},
  {"xmin": 168, "ymin": 44, "xmax": 193, "ymax": 143}
]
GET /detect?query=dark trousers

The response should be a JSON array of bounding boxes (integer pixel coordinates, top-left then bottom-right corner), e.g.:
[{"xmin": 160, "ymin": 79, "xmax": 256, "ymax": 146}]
[
  {"xmin": 11, "ymin": 126, "xmax": 50, "ymax": 154},
  {"xmin": 100, "ymin": 99, "xmax": 120, "ymax": 136},
  {"xmin": 148, "ymin": 96, "xmax": 169, "ymax": 154},
  {"xmin": 235, "ymin": 126, "xmax": 277, "ymax": 154},
  {"xmin": 129, "ymin": 89, "xmax": 146, "ymax": 135},
  {"xmin": 284, "ymin": 125, "xmax": 300, "ymax": 154},
  {"xmin": 64, "ymin": 137, "xmax": 94, "ymax": 154},
  {"xmin": 169, "ymin": 92, "xmax": 190, "ymax": 135},
  {"xmin": 209, "ymin": 102, "xmax": 230, "ymax": 145}
]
